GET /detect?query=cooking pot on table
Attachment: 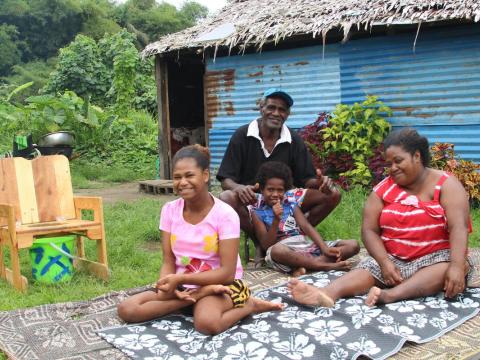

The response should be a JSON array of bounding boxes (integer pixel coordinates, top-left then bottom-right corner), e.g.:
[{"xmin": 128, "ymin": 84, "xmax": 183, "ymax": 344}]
[{"xmin": 37, "ymin": 131, "xmax": 75, "ymax": 147}]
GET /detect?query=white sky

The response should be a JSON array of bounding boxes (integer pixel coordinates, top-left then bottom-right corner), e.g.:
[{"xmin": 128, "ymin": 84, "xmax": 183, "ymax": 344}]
[
  {"xmin": 113, "ymin": 0, "xmax": 228, "ymax": 13},
  {"xmin": 162, "ymin": 0, "xmax": 228, "ymax": 13}
]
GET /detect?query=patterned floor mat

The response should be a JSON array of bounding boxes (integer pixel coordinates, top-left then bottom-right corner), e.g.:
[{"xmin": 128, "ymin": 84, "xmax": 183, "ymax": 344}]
[
  {"xmin": 0, "ymin": 250, "xmax": 479, "ymax": 360},
  {"xmin": 98, "ymin": 271, "xmax": 480, "ymax": 360}
]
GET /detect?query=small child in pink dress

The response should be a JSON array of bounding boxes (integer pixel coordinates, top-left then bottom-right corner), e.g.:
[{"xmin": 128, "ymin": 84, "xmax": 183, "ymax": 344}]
[{"xmin": 117, "ymin": 145, "xmax": 282, "ymax": 335}]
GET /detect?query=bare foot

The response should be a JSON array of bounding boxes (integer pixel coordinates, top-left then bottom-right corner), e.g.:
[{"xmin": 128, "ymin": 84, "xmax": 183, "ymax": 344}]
[
  {"xmin": 292, "ymin": 267, "xmax": 307, "ymax": 277},
  {"xmin": 186, "ymin": 285, "xmax": 232, "ymax": 301},
  {"xmin": 249, "ymin": 297, "xmax": 284, "ymax": 313},
  {"xmin": 329, "ymin": 261, "xmax": 351, "ymax": 271},
  {"xmin": 288, "ymin": 278, "xmax": 334, "ymax": 307},
  {"xmin": 365, "ymin": 287, "xmax": 382, "ymax": 307}
]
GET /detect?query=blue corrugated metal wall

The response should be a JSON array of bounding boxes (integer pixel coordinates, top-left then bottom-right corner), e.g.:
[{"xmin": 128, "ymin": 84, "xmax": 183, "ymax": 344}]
[
  {"xmin": 340, "ymin": 25, "xmax": 480, "ymax": 161},
  {"xmin": 205, "ymin": 45, "xmax": 341, "ymax": 168},
  {"xmin": 206, "ymin": 24, "xmax": 480, "ymax": 170}
]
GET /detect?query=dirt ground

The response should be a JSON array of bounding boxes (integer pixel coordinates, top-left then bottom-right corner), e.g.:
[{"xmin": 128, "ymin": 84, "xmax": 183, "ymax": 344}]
[{"xmin": 74, "ymin": 182, "xmax": 175, "ymax": 204}]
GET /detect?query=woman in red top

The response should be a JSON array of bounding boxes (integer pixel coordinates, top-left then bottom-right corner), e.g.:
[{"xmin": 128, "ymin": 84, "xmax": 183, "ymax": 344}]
[{"xmin": 289, "ymin": 128, "xmax": 472, "ymax": 307}]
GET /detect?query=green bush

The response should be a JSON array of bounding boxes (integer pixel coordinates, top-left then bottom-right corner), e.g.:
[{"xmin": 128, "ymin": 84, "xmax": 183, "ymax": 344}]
[
  {"xmin": 0, "ymin": 85, "xmax": 157, "ymax": 179},
  {"xmin": 300, "ymin": 96, "xmax": 392, "ymax": 188}
]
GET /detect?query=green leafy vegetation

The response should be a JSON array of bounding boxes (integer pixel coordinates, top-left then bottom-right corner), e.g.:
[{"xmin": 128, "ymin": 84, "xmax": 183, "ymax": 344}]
[{"xmin": 299, "ymin": 96, "xmax": 392, "ymax": 189}]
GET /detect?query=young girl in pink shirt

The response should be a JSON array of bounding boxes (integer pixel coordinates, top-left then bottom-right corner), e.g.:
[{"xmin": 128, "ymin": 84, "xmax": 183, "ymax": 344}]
[{"xmin": 117, "ymin": 145, "xmax": 282, "ymax": 334}]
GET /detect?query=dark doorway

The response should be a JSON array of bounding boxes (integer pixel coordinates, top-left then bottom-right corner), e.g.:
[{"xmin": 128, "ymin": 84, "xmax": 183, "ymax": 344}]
[{"xmin": 167, "ymin": 59, "xmax": 206, "ymax": 158}]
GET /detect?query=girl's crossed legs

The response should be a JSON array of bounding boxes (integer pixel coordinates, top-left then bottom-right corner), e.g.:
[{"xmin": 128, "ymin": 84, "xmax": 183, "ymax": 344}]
[{"xmin": 118, "ymin": 285, "xmax": 283, "ymax": 335}]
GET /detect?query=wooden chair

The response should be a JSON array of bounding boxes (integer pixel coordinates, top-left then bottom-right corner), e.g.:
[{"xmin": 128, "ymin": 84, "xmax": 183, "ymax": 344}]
[{"xmin": 0, "ymin": 155, "xmax": 109, "ymax": 291}]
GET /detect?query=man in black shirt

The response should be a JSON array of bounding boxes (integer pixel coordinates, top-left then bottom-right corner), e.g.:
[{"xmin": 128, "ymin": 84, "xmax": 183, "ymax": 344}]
[{"xmin": 217, "ymin": 88, "xmax": 341, "ymax": 246}]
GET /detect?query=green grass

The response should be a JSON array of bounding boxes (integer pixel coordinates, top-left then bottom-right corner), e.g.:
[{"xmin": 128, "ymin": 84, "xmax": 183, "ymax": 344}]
[
  {"xmin": 70, "ymin": 161, "xmax": 155, "ymax": 189},
  {"xmin": 317, "ymin": 186, "xmax": 368, "ymax": 241},
  {"xmin": 471, "ymin": 206, "xmax": 480, "ymax": 247},
  {"xmin": 0, "ymin": 191, "xmax": 479, "ymax": 359}
]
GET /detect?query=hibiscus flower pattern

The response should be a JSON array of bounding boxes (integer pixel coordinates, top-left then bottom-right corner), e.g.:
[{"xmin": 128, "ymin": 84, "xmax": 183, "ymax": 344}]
[
  {"xmin": 98, "ymin": 271, "xmax": 479, "ymax": 360},
  {"xmin": 182, "ymin": 258, "xmax": 212, "ymax": 274}
]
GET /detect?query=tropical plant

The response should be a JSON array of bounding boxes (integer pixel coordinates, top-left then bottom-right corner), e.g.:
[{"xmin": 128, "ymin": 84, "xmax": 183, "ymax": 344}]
[
  {"xmin": 299, "ymin": 96, "xmax": 392, "ymax": 188},
  {"xmin": 430, "ymin": 142, "xmax": 480, "ymax": 205}
]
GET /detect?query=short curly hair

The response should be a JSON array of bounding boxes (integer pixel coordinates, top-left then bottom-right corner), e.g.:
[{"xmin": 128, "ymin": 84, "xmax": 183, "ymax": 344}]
[
  {"xmin": 255, "ymin": 161, "xmax": 293, "ymax": 190},
  {"xmin": 383, "ymin": 128, "xmax": 430, "ymax": 167}
]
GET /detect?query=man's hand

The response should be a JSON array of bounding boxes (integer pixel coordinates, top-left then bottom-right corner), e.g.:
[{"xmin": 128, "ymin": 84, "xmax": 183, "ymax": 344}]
[
  {"xmin": 444, "ymin": 262, "xmax": 466, "ymax": 298},
  {"xmin": 316, "ymin": 169, "xmax": 335, "ymax": 194},
  {"xmin": 233, "ymin": 183, "xmax": 259, "ymax": 205},
  {"xmin": 156, "ymin": 274, "xmax": 180, "ymax": 293},
  {"xmin": 379, "ymin": 259, "xmax": 403, "ymax": 287},
  {"xmin": 272, "ymin": 199, "xmax": 283, "ymax": 220}
]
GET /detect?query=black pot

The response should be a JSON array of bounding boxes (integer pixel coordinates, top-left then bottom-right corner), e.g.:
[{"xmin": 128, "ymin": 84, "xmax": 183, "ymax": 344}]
[{"xmin": 36, "ymin": 146, "xmax": 73, "ymax": 159}]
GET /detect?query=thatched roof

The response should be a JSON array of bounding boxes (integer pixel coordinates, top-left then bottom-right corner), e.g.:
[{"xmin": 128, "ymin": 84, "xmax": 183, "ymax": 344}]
[{"xmin": 143, "ymin": 0, "xmax": 480, "ymax": 57}]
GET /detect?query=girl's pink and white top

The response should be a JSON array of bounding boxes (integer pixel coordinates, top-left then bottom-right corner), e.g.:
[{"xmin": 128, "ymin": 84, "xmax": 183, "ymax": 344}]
[{"xmin": 159, "ymin": 195, "xmax": 243, "ymax": 287}]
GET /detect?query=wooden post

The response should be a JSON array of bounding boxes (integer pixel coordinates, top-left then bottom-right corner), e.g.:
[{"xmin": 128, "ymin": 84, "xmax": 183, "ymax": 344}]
[{"xmin": 155, "ymin": 55, "xmax": 171, "ymax": 180}]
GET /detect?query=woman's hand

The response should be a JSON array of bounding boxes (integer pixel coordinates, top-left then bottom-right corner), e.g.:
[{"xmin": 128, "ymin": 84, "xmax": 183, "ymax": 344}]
[
  {"xmin": 444, "ymin": 262, "xmax": 466, "ymax": 298},
  {"xmin": 156, "ymin": 274, "xmax": 181, "ymax": 293},
  {"xmin": 174, "ymin": 288, "xmax": 197, "ymax": 302},
  {"xmin": 380, "ymin": 259, "xmax": 403, "ymax": 286}
]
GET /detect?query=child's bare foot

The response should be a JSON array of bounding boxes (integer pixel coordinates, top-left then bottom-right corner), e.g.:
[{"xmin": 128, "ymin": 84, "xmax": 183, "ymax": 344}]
[
  {"xmin": 200, "ymin": 284, "xmax": 232, "ymax": 298},
  {"xmin": 288, "ymin": 278, "xmax": 334, "ymax": 307},
  {"xmin": 209, "ymin": 284, "xmax": 233, "ymax": 295},
  {"xmin": 249, "ymin": 297, "xmax": 284, "ymax": 313},
  {"xmin": 365, "ymin": 287, "xmax": 383, "ymax": 307},
  {"xmin": 292, "ymin": 267, "xmax": 306, "ymax": 277}
]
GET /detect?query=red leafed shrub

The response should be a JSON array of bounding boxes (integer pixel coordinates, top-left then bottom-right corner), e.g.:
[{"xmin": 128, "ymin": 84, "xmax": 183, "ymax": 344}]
[
  {"xmin": 297, "ymin": 112, "xmax": 329, "ymax": 171},
  {"xmin": 430, "ymin": 143, "xmax": 480, "ymax": 205}
]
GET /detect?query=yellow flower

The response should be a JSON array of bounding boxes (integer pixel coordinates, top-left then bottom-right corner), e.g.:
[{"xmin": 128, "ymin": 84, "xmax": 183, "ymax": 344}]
[
  {"xmin": 203, "ymin": 234, "xmax": 218, "ymax": 253},
  {"xmin": 170, "ymin": 234, "xmax": 177, "ymax": 248}
]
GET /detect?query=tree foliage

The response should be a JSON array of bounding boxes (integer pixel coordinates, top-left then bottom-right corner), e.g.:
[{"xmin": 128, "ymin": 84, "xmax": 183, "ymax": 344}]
[
  {"xmin": 45, "ymin": 34, "xmax": 109, "ymax": 103},
  {"xmin": 0, "ymin": 0, "xmax": 84, "ymax": 61},
  {"xmin": 44, "ymin": 30, "xmax": 156, "ymax": 114},
  {"xmin": 0, "ymin": 0, "xmax": 208, "ymax": 77},
  {"xmin": 1, "ymin": 59, "xmax": 57, "ymax": 102},
  {"xmin": 115, "ymin": 0, "xmax": 208, "ymax": 44},
  {"xmin": 0, "ymin": 24, "xmax": 22, "ymax": 76}
]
